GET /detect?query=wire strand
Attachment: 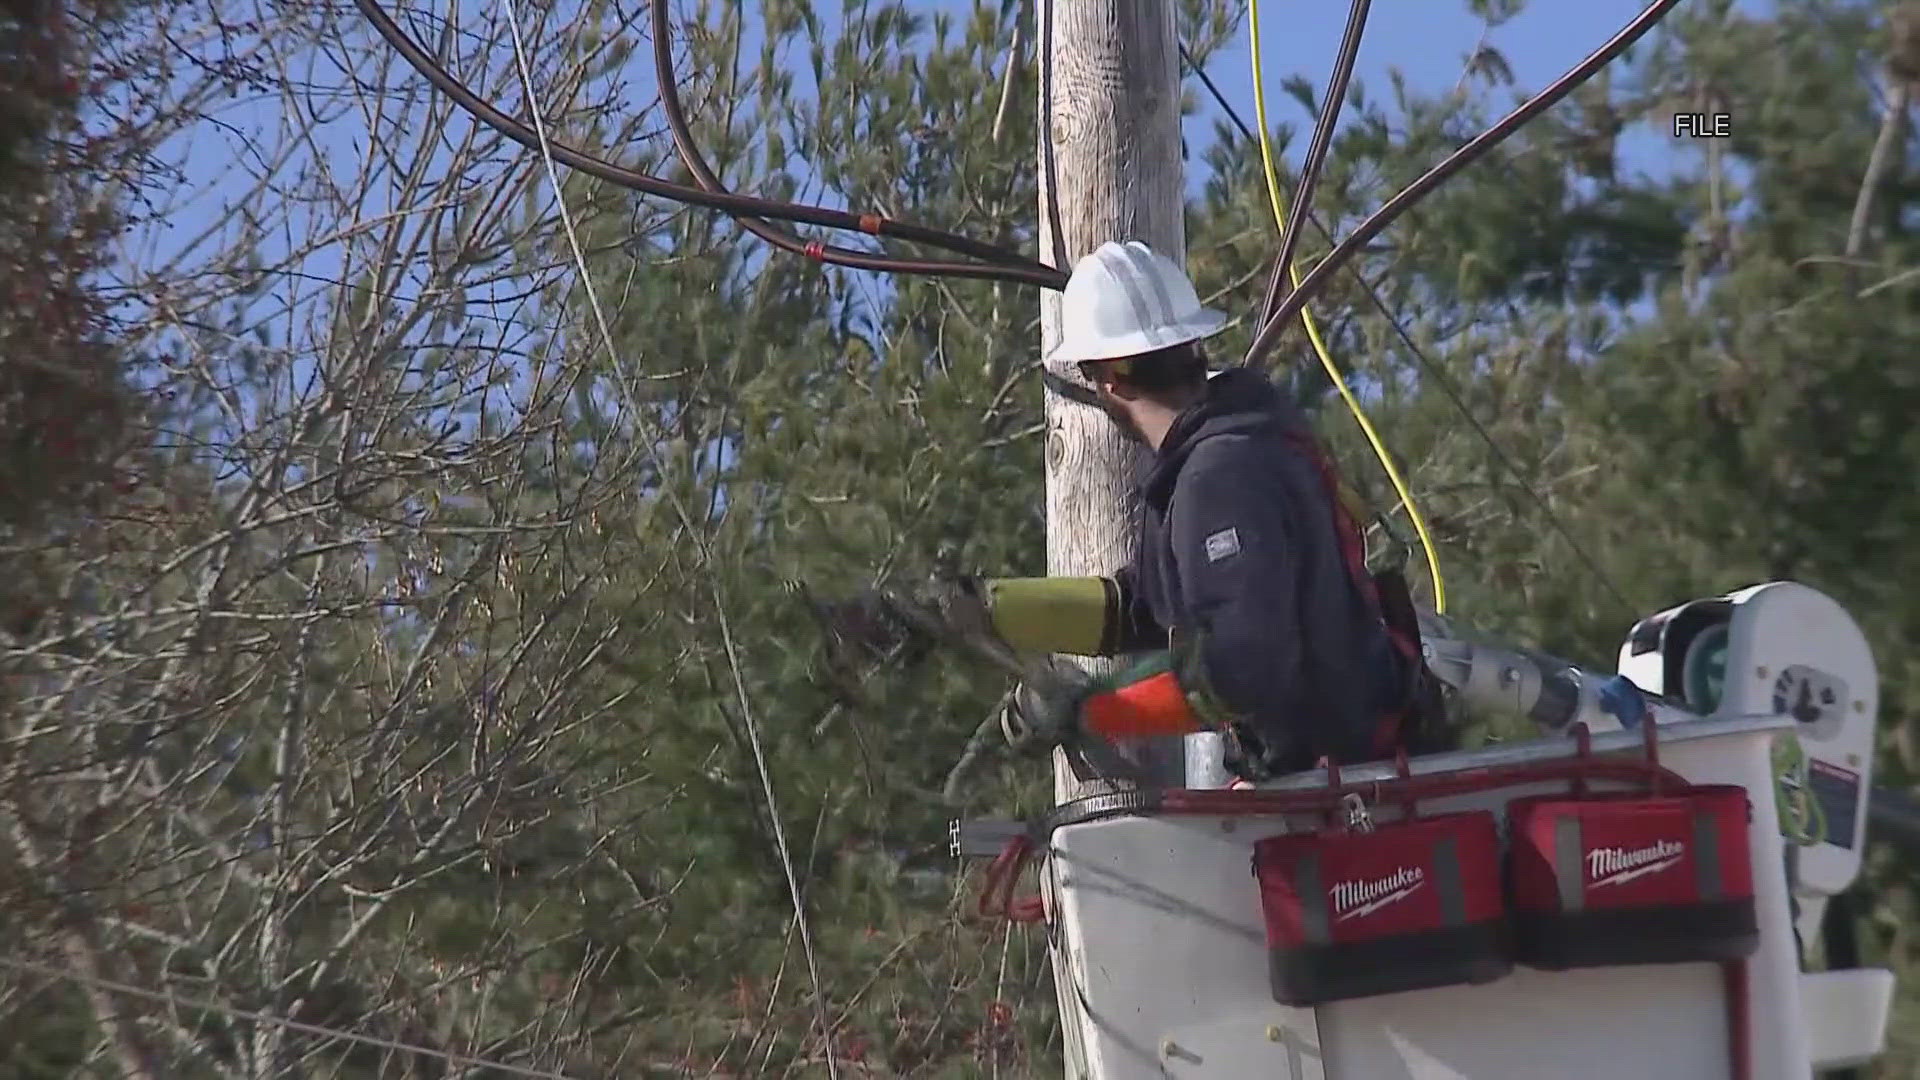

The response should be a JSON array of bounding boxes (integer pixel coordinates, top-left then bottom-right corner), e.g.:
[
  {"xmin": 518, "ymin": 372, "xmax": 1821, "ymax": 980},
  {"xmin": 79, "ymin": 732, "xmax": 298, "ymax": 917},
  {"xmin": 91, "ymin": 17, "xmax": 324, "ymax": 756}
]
[
  {"xmin": 1183, "ymin": 38, "xmax": 1630, "ymax": 614},
  {"xmin": 1243, "ymin": 0, "xmax": 1447, "ymax": 612},
  {"xmin": 0, "ymin": 955, "xmax": 584, "ymax": 1080},
  {"xmin": 497, "ymin": 6, "xmax": 840, "ymax": 1076}
]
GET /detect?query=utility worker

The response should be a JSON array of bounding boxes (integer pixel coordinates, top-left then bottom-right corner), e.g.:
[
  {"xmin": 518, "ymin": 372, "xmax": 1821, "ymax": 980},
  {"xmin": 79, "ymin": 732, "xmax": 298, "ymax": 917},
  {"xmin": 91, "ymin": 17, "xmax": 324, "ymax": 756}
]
[{"xmin": 839, "ymin": 241, "xmax": 1438, "ymax": 781}]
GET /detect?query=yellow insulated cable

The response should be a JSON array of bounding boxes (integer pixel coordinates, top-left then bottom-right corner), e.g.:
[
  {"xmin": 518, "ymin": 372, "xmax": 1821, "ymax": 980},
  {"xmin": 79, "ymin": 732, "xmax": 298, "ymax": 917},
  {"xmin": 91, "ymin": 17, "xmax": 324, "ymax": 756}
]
[{"xmin": 1246, "ymin": 0, "xmax": 1447, "ymax": 613}]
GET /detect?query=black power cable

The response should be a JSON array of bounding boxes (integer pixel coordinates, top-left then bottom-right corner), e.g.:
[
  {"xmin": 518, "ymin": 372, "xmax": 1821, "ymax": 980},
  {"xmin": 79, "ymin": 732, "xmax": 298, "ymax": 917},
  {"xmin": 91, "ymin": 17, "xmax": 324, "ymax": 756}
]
[
  {"xmin": 352, "ymin": 0, "xmax": 1067, "ymax": 289},
  {"xmin": 1178, "ymin": 40, "xmax": 1365, "ymax": 263},
  {"xmin": 1257, "ymin": 0, "xmax": 1370, "ymax": 327},
  {"xmin": 1244, "ymin": 0, "xmax": 1687, "ymax": 370},
  {"xmin": 361, "ymin": 0, "xmax": 1678, "ymax": 315}
]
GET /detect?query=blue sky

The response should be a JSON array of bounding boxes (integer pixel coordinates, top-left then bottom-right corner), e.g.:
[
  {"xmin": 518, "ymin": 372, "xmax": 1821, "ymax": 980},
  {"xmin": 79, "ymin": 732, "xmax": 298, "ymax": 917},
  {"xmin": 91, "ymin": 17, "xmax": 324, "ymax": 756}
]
[
  {"xmin": 1189, "ymin": 0, "xmax": 1726, "ymax": 187},
  {"xmin": 144, "ymin": 0, "xmax": 1773, "ymax": 289},
  {"xmin": 112, "ymin": 0, "xmax": 1776, "ymax": 601},
  {"xmin": 122, "ymin": 0, "xmax": 1774, "ymax": 449}
]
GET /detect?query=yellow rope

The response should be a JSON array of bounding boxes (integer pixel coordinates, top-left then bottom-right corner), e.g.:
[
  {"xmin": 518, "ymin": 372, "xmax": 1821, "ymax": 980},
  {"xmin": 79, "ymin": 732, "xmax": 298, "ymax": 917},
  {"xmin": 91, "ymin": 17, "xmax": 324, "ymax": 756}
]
[{"xmin": 1246, "ymin": 0, "xmax": 1447, "ymax": 613}]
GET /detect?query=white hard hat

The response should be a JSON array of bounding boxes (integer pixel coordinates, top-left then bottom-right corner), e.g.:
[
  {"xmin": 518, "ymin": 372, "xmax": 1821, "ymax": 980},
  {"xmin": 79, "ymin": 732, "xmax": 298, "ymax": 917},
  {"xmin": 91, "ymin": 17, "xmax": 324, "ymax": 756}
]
[{"xmin": 1046, "ymin": 241, "xmax": 1230, "ymax": 365}]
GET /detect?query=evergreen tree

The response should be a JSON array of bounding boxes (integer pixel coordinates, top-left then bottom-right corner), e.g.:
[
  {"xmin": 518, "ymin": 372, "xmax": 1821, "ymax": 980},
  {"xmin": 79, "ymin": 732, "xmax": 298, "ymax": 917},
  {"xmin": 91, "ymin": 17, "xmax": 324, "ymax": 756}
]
[{"xmin": 10, "ymin": 0, "xmax": 1920, "ymax": 1073}]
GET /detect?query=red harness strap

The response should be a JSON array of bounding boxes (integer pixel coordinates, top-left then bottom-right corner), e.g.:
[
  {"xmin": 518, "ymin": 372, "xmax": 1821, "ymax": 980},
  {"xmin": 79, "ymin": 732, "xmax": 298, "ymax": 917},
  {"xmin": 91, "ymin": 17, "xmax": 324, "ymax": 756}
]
[{"xmin": 1279, "ymin": 429, "xmax": 1422, "ymax": 754}]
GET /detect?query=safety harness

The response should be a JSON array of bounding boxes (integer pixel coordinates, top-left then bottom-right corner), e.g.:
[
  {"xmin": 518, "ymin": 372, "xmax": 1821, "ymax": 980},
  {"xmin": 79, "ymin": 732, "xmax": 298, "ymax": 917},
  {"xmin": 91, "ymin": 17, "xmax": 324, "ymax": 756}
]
[
  {"xmin": 1206, "ymin": 429, "xmax": 1448, "ymax": 782},
  {"xmin": 1282, "ymin": 427, "xmax": 1449, "ymax": 756}
]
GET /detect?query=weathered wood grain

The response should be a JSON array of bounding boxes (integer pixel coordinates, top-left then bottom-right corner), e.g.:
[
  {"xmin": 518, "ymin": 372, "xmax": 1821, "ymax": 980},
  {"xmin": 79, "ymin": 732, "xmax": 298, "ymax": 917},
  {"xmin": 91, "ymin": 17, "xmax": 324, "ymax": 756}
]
[
  {"xmin": 1036, "ymin": 1, "xmax": 1187, "ymax": 1065},
  {"xmin": 1036, "ymin": 0, "xmax": 1186, "ymax": 801}
]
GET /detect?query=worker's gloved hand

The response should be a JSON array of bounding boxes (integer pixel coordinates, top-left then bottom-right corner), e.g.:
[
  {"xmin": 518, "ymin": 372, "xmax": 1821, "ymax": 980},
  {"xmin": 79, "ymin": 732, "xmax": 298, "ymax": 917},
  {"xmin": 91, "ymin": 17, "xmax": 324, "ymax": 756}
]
[
  {"xmin": 1008, "ymin": 649, "xmax": 1217, "ymax": 751},
  {"xmin": 1004, "ymin": 657, "xmax": 1096, "ymax": 750}
]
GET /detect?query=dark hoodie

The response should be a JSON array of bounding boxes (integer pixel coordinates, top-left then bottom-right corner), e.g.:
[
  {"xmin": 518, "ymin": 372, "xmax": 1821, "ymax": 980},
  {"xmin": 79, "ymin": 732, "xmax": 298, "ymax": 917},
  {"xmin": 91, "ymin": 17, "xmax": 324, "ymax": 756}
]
[{"xmin": 1110, "ymin": 367, "xmax": 1405, "ymax": 772}]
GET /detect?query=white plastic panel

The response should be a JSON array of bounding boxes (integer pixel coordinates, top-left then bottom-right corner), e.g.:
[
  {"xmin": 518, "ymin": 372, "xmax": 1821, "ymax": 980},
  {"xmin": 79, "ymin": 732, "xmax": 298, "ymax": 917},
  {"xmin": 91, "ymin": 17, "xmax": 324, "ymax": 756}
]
[
  {"xmin": 1717, "ymin": 583, "xmax": 1877, "ymax": 899},
  {"xmin": 1046, "ymin": 716, "xmax": 1806, "ymax": 1080},
  {"xmin": 1319, "ymin": 966, "xmax": 1725, "ymax": 1079},
  {"xmin": 1801, "ymin": 968, "xmax": 1895, "ymax": 1071},
  {"xmin": 1617, "ymin": 619, "xmax": 1675, "ymax": 696},
  {"xmin": 1045, "ymin": 812, "xmax": 1326, "ymax": 1079}
]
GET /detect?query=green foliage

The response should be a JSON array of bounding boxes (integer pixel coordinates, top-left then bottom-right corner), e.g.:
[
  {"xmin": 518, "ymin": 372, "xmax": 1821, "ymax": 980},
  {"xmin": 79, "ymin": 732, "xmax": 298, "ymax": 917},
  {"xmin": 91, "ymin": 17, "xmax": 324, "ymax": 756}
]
[
  {"xmin": 0, "ymin": 0, "xmax": 136, "ymax": 537},
  {"xmin": 12, "ymin": 0, "xmax": 1920, "ymax": 1074},
  {"xmin": 1194, "ymin": 4, "xmax": 1920, "ymax": 1072},
  {"xmin": 330, "ymin": 0, "xmax": 1920, "ymax": 1070}
]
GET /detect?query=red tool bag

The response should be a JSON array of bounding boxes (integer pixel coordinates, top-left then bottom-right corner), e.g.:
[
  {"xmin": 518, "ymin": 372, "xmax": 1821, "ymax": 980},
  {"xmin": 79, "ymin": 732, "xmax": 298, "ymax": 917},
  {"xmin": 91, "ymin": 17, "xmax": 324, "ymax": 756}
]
[
  {"xmin": 1507, "ymin": 721, "xmax": 1760, "ymax": 969},
  {"xmin": 1252, "ymin": 756, "xmax": 1512, "ymax": 1005}
]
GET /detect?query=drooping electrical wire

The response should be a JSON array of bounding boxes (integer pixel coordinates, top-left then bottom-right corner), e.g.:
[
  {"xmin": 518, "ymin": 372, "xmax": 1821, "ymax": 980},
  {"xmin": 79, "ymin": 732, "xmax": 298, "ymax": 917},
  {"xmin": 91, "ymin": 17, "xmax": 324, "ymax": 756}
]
[
  {"xmin": 645, "ymin": 0, "xmax": 1032, "ymax": 287},
  {"xmin": 361, "ymin": 0, "xmax": 1681, "ymax": 356},
  {"xmin": 1255, "ymin": 0, "xmax": 1368, "ymax": 325},
  {"xmin": 496, "ymin": 3, "xmax": 841, "ymax": 1074},
  {"xmin": 1241, "ymin": 0, "xmax": 1448, "ymax": 614},
  {"xmin": 366, "ymin": 0, "xmax": 1640, "ymax": 612},
  {"xmin": 1184, "ymin": 37, "xmax": 1632, "ymax": 613},
  {"xmin": 352, "ymin": 0, "xmax": 1066, "ymax": 289},
  {"xmin": 1244, "ymin": 0, "xmax": 1687, "ymax": 370}
]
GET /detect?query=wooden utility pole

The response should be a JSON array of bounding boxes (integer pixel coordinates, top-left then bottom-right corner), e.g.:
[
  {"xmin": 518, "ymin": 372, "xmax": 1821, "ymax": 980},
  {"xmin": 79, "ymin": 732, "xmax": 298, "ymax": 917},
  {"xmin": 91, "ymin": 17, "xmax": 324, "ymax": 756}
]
[
  {"xmin": 1035, "ymin": 2, "xmax": 1190, "ymax": 1066},
  {"xmin": 1037, "ymin": 0, "xmax": 1190, "ymax": 803}
]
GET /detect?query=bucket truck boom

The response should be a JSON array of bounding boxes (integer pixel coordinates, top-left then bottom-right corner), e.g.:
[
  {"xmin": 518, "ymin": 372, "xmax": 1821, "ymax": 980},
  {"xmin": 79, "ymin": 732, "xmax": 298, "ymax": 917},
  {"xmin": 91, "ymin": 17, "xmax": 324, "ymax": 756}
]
[{"xmin": 955, "ymin": 581, "xmax": 1894, "ymax": 1079}]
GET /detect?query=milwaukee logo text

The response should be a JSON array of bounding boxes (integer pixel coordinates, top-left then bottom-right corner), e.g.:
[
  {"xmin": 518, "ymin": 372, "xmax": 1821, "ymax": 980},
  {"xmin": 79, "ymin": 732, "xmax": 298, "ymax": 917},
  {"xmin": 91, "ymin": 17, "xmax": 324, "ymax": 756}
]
[
  {"xmin": 1331, "ymin": 867, "xmax": 1424, "ymax": 921},
  {"xmin": 1587, "ymin": 840, "xmax": 1685, "ymax": 888}
]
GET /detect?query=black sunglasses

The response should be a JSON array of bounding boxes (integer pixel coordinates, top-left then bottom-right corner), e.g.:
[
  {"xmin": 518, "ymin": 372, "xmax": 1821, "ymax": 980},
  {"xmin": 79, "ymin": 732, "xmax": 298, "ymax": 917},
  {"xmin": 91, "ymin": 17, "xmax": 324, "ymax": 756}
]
[{"xmin": 1075, "ymin": 359, "xmax": 1130, "ymax": 383}]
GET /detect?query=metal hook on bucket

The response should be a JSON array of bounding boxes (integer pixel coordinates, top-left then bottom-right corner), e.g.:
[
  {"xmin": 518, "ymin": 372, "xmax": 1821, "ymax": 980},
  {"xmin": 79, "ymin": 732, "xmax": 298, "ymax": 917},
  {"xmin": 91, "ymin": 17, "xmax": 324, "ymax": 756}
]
[
  {"xmin": 1641, "ymin": 711, "xmax": 1664, "ymax": 794},
  {"xmin": 1569, "ymin": 721, "xmax": 1593, "ymax": 798},
  {"xmin": 1341, "ymin": 793, "xmax": 1376, "ymax": 834}
]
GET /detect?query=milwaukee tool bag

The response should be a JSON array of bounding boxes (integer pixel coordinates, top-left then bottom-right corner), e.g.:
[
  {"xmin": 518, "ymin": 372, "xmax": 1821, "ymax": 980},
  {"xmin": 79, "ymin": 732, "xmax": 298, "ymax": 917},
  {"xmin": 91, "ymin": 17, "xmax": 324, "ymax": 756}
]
[
  {"xmin": 1252, "ymin": 795, "xmax": 1511, "ymax": 1006},
  {"xmin": 1507, "ymin": 784, "xmax": 1759, "ymax": 969}
]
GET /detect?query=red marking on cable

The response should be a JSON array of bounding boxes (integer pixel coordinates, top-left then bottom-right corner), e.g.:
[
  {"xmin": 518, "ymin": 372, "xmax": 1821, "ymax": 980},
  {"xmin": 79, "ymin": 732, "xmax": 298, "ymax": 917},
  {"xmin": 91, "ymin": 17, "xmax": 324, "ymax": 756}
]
[
  {"xmin": 803, "ymin": 240, "xmax": 826, "ymax": 260},
  {"xmin": 858, "ymin": 213, "xmax": 884, "ymax": 234}
]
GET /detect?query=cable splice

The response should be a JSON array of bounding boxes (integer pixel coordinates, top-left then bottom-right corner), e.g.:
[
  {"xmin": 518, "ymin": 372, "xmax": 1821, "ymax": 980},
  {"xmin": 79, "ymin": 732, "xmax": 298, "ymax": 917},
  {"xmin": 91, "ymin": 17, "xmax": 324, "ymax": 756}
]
[
  {"xmin": 1244, "ymin": 0, "xmax": 1687, "ymax": 370},
  {"xmin": 352, "ymin": 0, "xmax": 1066, "ymax": 288}
]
